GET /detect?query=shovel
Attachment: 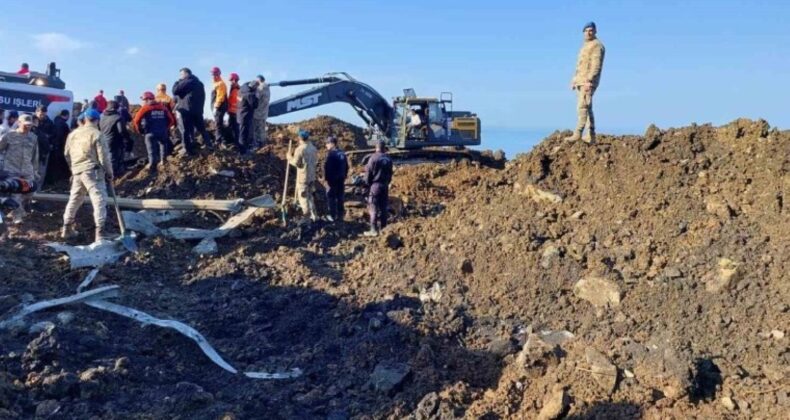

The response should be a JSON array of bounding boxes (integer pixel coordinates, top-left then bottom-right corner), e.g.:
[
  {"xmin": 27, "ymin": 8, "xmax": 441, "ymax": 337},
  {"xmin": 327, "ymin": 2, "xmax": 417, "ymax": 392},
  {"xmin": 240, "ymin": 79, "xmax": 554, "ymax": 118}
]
[
  {"xmin": 107, "ymin": 179, "xmax": 138, "ymax": 252},
  {"xmin": 281, "ymin": 137, "xmax": 293, "ymax": 226}
]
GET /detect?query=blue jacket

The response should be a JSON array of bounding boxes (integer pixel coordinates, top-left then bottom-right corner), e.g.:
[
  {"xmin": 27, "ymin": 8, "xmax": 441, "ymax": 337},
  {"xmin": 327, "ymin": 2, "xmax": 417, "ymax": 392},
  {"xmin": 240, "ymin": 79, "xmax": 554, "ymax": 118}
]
[
  {"xmin": 365, "ymin": 152, "xmax": 393, "ymax": 186},
  {"xmin": 324, "ymin": 148, "xmax": 349, "ymax": 185}
]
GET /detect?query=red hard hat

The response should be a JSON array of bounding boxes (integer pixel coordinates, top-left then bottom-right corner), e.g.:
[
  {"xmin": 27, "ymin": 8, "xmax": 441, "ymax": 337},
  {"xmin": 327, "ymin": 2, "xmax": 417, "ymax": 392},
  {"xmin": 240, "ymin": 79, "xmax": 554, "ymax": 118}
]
[
  {"xmin": 211, "ymin": 66, "xmax": 221, "ymax": 75},
  {"xmin": 141, "ymin": 91, "xmax": 155, "ymax": 101},
  {"xmin": 229, "ymin": 72, "xmax": 239, "ymax": 81}
]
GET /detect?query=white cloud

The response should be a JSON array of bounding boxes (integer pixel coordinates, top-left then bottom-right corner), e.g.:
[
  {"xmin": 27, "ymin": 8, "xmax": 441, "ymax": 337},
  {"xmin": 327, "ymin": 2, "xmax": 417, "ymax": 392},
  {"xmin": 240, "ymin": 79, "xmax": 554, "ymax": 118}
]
[
  {"xmin": 125, "ymin": 46, "xmax": 140, "ymax": 56},
  {"xmin": 31, "ymin": 32, "xmax": 87, "ymax": 54}
]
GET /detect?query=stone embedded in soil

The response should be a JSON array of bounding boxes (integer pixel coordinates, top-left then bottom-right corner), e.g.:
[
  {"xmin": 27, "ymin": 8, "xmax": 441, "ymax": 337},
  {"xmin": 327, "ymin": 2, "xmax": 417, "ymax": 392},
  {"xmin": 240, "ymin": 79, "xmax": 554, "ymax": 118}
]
[
  {"xmin": 460, "ymin": 258, "xmax": 474, "ymax": 275},
  {"xmin": 193, "ymin": 238, "xmax": 219, "ymax": 255},
  {"xmin": 540, "ymin": 245, "xmax": 561, "ymax": 269},
  {"xmin": 632, "ymin": 342, "xmax": 692, "ymax": 400},
  {"xmin": 574, "ymin": 276, "xmax": 622, "ymax": 309},
  {"xmin": 537, "ymin": 386, "xmax": 569, "ymax": 420},
  {"xmin": 706, "ymin": 258, "xmax": 740, "ymax": 293},
  {"xmin": 517, "ymin": 183, "xmax": 564, "ymax": 204},
  {"xmin": 585, "ymin": 347, "xmax": 618, "ymax": 394},
  {"xmin": 384, "ymin": 233, "xmax": 403, "ymax": 249},
  {"xmin": 56, "ymin": 311, "xmax": 75, "ymax": 325},
  {"xmin": 35, "ymin": 399, "xmax": 61, "ymax": 417},
  {"xmin": 721, "ymin": 396, "xmax": 737, "ymax": 411},
  {"xmin": 368, "ymin": 361, "xmax": 411, "ymax": 394}
]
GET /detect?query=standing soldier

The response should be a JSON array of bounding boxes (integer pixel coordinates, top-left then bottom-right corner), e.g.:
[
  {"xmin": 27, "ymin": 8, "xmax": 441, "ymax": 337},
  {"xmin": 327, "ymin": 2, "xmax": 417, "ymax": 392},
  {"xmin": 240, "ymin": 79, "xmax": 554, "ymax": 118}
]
[
  {"xmin": 237, "ymin": 80, "xmax": 259, "ymax": 155},
  {"xmin": 133, "ymin": 91, "xmax": 176, "ymax": 174},
  {"xmin": 254, "ymin": 75, "xmax": 271, "ymax": 147},
  {"xmin": 566, "ymin": 21, "xmax": 605, "ymax": 144},
  {"xmin": 227, "ymin": 73, "xmax": 241, "ymax": 146},
  {"xmin": 323, "ymin": 136, "xmax": 348, "ymax": 223},
  {"xmin": 363, "ymin": 140, "xmax": 393, "ymax": 237},
  {"xmin": 210, "ymin": 67, "xmax": 229, "ymax": 145},
  {"xmin": 287, "ymin": 129, "xmax": 318, "ymax": 222},
  {"xmin": 0, "ymin": 114, "xmax": 39, "ymax": 224},
  {"xmin": 61, "ymin": 109, "xmax": 113, "ymax": 242}
]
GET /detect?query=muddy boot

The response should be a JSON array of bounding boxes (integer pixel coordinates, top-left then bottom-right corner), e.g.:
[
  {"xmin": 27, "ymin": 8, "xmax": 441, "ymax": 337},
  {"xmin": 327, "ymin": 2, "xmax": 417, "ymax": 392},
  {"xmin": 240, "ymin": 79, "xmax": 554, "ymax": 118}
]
[
  {"xmin": 583, "ymin": 129, "xmax": 596, "ymax": 144},
  {"xmin": 564, "ymin": 130, "xmax": 582, "ymax": 142},
  {"xmin": 61, "ymin": 224, "xmax": 78, "ymax": 240},
  {"xmin": 94, "ymin": 226, "xmax": 111, "ymax": 243},
  {"xmin": 10, "ymin": 207, "xmax": 26, "ymax": 225}
]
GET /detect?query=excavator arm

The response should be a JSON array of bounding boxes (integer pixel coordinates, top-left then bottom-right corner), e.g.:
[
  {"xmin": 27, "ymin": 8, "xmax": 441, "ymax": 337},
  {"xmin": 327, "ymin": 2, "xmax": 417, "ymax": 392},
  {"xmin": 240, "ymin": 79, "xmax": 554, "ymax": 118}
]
[{"xmin": 267, "ymin": 74, "xmax": 394, "ymax": 136}]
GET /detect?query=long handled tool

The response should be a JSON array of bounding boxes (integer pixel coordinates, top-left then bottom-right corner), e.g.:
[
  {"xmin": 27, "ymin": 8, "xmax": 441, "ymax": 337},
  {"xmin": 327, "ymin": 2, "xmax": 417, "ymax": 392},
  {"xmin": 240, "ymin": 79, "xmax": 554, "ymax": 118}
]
[
  {"xmin": 281, "ymin": 137, "xmax": 293, "ymax": 226},
  {"xmin": 107, "ymin": 179, "xmax": 138, "ymax": 252}
]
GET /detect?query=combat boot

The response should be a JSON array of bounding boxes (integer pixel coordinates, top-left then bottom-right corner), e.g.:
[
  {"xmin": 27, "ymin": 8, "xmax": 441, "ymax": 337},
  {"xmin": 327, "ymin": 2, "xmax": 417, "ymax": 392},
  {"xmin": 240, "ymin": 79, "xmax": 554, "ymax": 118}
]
[
  {"xmin": 94, "ymin": 226, "xmax": 111, "ymax": 243},
  {"xmin": 61, "ymin": 224, "xmax": 79, "ymax": 240},
  {"xmin": 564, "ymin": 130, "xmax": 582, "ymax": 142},
  {"xmin": 583, "ymin": 129, "xmax": 596, "ymax": 145}
]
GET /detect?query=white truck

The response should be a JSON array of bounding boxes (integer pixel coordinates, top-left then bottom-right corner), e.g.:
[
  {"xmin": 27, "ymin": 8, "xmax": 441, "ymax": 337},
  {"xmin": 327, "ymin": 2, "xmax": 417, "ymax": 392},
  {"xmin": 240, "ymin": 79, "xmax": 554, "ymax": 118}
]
[{"xmin": 0, "ymin": 62, "xmax": 74, "ymax": 120}]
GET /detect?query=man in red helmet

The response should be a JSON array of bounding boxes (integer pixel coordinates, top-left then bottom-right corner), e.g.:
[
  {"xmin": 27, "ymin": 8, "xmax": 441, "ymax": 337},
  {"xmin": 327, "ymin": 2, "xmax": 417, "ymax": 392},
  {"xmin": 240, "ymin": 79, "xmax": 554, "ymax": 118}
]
[
  {"xmin": 210, "ymin": 67, "xmax": 228, "ymax": 145},
  {"xmin": 133, "ymin": 91, "xmax": 175, "ymax": 174},
  {"xmin": 227, "ymin": 73, "xmax": 241, "ymax": 146}
]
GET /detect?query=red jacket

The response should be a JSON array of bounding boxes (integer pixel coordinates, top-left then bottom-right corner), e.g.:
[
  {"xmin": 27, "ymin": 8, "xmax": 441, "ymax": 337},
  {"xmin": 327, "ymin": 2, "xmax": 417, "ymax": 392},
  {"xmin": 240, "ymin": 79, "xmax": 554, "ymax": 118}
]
[
  {"xmin": 133, "ymin": 102, "xmax": 175, "ymax": 137},
  {"xmin": 94, "ymin": 94, "xmax": 108, "ymax": 113}
]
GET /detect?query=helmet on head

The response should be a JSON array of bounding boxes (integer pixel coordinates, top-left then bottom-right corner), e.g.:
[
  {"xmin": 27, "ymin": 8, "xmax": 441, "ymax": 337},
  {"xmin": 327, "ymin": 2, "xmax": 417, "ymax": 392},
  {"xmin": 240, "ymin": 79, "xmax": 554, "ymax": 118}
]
[
  {"xmin": 298, "ymin": 129, "xmax": 310, "ymax": 140},
  {"xmin": 141, "ymin": 91, "xmax": 155, "ymax": 101},
  {"xmin": 229, "ymin": 72, "xmax": 239, "ymax": 81},
  {"xmin": 211, "ymin": 66, "xmax": 221, "ymax": 75}
]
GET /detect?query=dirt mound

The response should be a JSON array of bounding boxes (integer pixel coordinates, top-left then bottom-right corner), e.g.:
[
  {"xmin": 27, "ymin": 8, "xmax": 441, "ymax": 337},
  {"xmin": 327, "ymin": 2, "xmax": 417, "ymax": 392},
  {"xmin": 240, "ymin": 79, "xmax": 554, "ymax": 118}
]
[
  {"xmin": 0, "ymin": 118, "xmax": 787, "ymax": 418},
  {"xmin": 344, "ymin": 118, "xmax": 789, "ymax": 418}
]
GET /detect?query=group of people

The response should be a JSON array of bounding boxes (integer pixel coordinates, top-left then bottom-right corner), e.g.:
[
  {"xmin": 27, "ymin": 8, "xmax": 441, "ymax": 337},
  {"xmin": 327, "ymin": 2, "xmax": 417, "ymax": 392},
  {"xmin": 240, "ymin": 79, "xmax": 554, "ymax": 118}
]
[
  {"xmin": 0, "ymin": 64, "xmax": 393, "ymax": 241},
  {"xmin": 68, "ymin": 67, "xmax": 272, "ymax": 176},
  {"xmin": 286, "ymin": 129, "xmax": 393, "ymax": 237}
]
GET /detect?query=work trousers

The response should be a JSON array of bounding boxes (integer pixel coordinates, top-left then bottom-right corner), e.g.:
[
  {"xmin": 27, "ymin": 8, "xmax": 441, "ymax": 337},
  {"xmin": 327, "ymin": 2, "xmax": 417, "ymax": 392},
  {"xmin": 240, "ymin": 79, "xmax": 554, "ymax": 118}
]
[
  {"xmin": 144, "ymin": 133, "xmax": 169, "ymax": 169},
  {"xmin": 368, "ymin": 183, "xmax": 388, "ymax": 231},
  {"xmin": 296, "ymin": 182, "xmax": 318, "ymax": 221},
  {"xmin": 575, "ymin": 86, "xmax": 596, "ymax": 133},
  {"xmin": 254, "ymin": 116, "xmax": 267, "ymax": 145},
  {"xmin": 63, "ymin": 169, "xmax": 108, "ymax": 229},
  {"xmin": 326, "ymin": 180, "xmax": 345, "ymax": 221}
]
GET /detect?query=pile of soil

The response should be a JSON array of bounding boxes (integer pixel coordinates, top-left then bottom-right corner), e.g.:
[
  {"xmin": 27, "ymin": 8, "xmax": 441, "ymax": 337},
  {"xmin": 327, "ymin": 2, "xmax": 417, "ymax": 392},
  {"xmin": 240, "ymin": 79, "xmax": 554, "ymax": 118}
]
[{"xmin": 0, "ymin": 117, "xmax": 787, "ymax": 419}]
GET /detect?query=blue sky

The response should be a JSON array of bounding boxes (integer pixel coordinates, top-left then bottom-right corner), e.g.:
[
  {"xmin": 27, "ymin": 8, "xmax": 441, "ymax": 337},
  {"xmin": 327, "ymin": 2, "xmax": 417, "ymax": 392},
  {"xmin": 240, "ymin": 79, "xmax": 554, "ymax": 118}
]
[{"xmin": 2, "ymin": 0, "xmax": 789, "ymax": 155}]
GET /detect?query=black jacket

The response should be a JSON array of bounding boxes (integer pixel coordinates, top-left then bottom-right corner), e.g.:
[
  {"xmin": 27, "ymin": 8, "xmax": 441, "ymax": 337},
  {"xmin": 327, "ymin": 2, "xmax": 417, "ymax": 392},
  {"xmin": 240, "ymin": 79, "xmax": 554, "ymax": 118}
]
[
  {"xmin": 238, "ymin": 83, "xmax": 259, "ymax": 118},
  {"xmin": 365, "ymin": 152, "xmax": 393, "ymax": 186},
  {"xmin": 324, "ymin": 148, "xmax": 349, "ymax": 185},
  {"xmin": 99, "ymin": 109, "xmax": 130, "ymax": 148},
  {"xmin": 52, "ymin": 116, "xmax": 70, "ymax": 151},
  {"xmin": 33, "ymin": 116, "xmax": 55, "ymax": 163},
  {"xmin": 173, "ymin": 75, "xmax": 206, "ymax": 115}
]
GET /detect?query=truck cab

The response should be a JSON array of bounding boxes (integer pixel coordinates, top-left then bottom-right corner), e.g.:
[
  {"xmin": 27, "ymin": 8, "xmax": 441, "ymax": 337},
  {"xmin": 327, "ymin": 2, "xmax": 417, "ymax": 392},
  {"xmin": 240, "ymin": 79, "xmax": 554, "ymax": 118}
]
[
  {"xmin": 393, "ymin": 90, "xmax": 480, "ymax": 149},
  {"xmin": 0, "ymin": 62, "xmax": 73, "ymax": 120}
]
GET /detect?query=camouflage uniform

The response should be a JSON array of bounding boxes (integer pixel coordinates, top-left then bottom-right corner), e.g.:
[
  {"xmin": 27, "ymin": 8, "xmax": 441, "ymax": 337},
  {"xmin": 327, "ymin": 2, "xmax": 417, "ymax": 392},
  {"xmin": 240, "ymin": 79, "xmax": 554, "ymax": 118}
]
[
  {"xmin": 287, "ymin": 140, "xmax": 318, "ymax": 220},
  {"xmin": 63, "ymin": 123, "xmax": 113, "ymax": 240},
  {"xmin": 0, "ymin": 130, "xmax": 39, "ymax": 222},
  {"xmin": 571, "ymin": 38, "xmax": 605, "ymax": 140},
  {"xmin": 254, "ymin": 83, "xmax": 271, "ymax": 145}
]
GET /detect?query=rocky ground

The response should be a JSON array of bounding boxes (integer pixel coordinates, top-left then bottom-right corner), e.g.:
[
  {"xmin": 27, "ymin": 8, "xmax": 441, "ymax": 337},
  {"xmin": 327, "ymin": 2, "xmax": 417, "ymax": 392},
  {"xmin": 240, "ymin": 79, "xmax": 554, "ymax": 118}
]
[{"xmin": 0, "ymin": 117, "xmax": 787, "ymax": 419}]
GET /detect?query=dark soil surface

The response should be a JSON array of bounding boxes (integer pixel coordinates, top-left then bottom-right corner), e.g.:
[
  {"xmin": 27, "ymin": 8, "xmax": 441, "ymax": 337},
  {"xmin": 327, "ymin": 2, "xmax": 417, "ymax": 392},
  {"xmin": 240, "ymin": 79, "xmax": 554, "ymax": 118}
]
[{"xmin": 0, "ymin": 117, "xmax": 787, "ymax": 419}]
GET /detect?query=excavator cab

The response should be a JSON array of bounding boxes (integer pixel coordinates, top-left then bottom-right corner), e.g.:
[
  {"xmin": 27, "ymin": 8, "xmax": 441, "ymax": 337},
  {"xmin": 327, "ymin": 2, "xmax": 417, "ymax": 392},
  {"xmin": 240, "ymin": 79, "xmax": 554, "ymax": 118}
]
[{"xmin": 393, "ymin": 92, "xmax": 481, "ymax": 149}]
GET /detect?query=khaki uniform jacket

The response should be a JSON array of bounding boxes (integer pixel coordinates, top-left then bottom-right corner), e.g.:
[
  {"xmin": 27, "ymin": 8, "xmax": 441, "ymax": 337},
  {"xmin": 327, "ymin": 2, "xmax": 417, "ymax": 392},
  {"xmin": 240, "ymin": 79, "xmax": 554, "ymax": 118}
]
[
  {"xmin": 255, "ymin": 84, "xmax": 271, "ymax": 119},
  {"xmin": 64, "ymin": 124, "xmax": 113, "ymax": 177},
  {"xmin": 0, "ymin": 130, "xmax": 39, "ymax": 180},
  {"xmin": 288, "ymin": 141, "xmax": 317, "ymax": 185},
  {"xmin": 572, "ymin": 38, "xmax": 605, "ymax": 88}
]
